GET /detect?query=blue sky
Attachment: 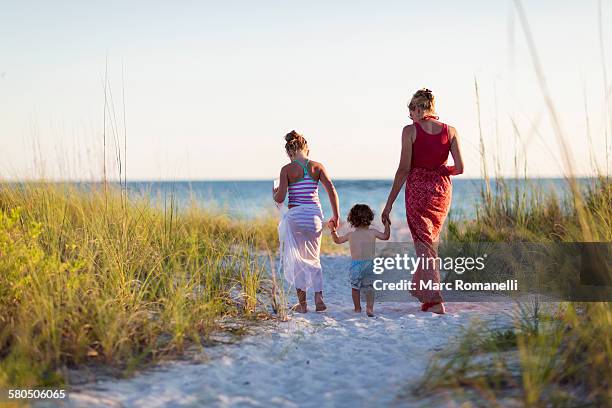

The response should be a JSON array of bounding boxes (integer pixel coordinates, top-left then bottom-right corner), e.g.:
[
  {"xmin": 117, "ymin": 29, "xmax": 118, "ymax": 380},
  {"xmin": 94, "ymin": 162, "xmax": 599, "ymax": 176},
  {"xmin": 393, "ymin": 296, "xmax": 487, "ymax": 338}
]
[{"xmin": 1, "ymin": 0, "xmax": 610, "ymax": 180}]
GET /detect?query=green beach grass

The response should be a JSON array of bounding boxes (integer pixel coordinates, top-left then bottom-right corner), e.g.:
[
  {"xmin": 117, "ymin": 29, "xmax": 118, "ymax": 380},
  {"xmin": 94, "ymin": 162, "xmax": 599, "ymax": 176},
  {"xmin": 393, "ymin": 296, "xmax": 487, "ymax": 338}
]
[
  {"xmin": 417, "ymin": 176, "xmax": 611, "ymax": 406},
  {"xmin": 0, "ymin": 181, "xmax": 345, "ymax": 389},
  {"xmin": 0, "ymin": 182, "xmax": 281, "ymax": 388}
]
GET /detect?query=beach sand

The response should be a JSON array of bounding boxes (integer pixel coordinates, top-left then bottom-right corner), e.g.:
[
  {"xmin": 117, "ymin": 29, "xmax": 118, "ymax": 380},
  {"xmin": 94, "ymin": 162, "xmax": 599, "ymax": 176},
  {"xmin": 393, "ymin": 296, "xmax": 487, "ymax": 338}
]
[{"xmin": 44, "ymin": 255, "xmax": 517, "ymax": 408}]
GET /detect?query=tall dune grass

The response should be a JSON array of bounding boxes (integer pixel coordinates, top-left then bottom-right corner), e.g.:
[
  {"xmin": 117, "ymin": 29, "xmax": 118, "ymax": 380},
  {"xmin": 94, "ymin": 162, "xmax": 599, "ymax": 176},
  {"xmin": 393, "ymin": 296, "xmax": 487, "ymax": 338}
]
[
  {"xmin": 0, "ymin": 182, "xmax": 278, "ymax": 388},
  {"xmin": 420, "ymin": 176, "xmax": 611, "ymax": 406},
  {"xmin": 417, "ymin": 0, "xmax": 611, "ymax": 402},
  {"xmin": 445, "ymin": 176, "xmax": 611, "ymax": 243}
]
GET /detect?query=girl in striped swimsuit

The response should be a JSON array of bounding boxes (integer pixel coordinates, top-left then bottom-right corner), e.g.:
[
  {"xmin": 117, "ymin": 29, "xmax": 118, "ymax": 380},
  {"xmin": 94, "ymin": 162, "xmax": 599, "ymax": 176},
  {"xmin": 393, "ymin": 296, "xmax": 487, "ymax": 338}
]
[{"xmin": 273, "ymin": 130, "xmax": 340, "ymax": 313}]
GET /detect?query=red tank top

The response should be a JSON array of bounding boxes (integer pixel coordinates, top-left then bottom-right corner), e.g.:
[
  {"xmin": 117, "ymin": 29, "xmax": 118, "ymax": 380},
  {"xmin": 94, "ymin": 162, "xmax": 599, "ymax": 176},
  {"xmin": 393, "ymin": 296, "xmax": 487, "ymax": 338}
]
[{"xmin": 410, "ymin": 121, "xmax": 451, "ymax": 169}]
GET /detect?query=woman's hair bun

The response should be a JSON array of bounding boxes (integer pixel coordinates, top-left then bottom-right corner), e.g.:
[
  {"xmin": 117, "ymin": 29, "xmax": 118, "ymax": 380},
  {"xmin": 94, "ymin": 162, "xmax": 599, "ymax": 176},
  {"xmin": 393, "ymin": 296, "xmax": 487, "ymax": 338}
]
[
  {"xmin": 409, "ymin": 88, "xmax": 436, "ymax": 115},
  {"xmin": 416, "ymin": 88, "xmax": 434, "ymax": 101}
]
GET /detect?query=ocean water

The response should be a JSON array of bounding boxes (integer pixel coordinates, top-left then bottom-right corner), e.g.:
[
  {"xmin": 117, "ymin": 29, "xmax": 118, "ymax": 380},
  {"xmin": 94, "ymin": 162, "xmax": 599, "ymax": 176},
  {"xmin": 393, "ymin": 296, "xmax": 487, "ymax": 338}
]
[{"xmin": 123, "ymin": 178, "xmax": 589, "ymax": 224}]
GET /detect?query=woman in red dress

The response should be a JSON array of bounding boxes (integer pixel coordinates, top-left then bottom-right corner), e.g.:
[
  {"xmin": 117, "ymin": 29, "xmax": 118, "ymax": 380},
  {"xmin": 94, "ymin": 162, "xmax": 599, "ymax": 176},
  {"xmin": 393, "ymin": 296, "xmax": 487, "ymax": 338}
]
[{"xmin": 382, "ymin": 89, "xmax": 464, "ymax": 314}]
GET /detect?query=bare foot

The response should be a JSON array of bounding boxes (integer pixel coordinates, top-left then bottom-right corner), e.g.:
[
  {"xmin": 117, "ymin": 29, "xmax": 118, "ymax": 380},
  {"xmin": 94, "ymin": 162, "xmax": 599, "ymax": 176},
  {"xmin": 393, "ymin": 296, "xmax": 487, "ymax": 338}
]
[
  {"xmin": 366, "ymin": 307, "xmax": 374, "ymax": 317},
  {"xmin": 428, "ymin": 303, "xmax": 446, "ymax": 314},
  {"xmin": 314, "ymin": 292, "xmax": 327, "ymax": 312},
  {"xmin": 291, "ymin": 303, "xmax": 308, "ymax": 313},
  {"xmin": 293, "ymin": 289, "xmax": 307, "ymax": 313},
  {"xmin": 354, "ymin": 308, "xmax": 362, "ymax": 313}
]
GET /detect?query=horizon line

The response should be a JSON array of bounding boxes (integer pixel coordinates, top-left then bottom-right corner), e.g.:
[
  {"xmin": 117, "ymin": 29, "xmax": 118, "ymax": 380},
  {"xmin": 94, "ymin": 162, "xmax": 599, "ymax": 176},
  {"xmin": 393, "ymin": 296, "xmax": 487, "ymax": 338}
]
[{"xmin": 1, "ymin": 176, "xmax": 602, "ymax": 183}]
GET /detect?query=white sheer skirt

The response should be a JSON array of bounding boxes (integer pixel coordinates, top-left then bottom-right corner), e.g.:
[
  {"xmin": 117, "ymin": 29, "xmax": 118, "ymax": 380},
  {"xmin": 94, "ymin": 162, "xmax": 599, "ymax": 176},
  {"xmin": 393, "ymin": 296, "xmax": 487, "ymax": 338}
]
[{"xmin": 278, "ymin": 204, "xmax": 324, "ymax": 292}]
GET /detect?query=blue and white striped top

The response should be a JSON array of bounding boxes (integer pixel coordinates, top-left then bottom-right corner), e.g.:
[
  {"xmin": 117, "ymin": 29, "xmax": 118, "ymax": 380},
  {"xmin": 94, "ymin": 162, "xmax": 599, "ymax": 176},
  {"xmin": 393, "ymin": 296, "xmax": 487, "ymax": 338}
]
[{"xmin": 287, "ymin": 159, "xmax": 320, "ymax": 207}]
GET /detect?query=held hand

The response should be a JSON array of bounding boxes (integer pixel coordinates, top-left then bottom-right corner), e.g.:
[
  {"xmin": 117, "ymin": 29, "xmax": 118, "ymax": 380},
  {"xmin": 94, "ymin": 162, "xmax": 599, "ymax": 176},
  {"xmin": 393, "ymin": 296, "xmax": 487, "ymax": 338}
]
[
  {"xmin": 328, "ymin": 220, "xmax": 337, "ymax": 232},
  {"xmin": 328, "ymin": 215, "xmax": 339, "ymax": 231},
  {"xmin": 381, "ymin": 206, "xmax": 392, "ymax": 226}
]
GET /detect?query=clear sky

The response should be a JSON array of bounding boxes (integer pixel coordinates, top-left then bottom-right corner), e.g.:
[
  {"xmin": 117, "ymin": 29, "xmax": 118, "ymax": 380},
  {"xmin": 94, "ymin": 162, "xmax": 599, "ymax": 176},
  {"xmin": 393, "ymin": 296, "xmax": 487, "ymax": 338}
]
[{"xmin": 1, "ymin": 0, "xmax": 610, "ymax": 180}]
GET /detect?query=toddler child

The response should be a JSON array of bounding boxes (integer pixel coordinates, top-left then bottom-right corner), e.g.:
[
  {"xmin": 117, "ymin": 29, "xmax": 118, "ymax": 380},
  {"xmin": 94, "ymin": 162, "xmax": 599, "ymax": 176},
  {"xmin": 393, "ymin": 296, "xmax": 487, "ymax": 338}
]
[{"xmin": 330, "ymin": 204, "xmax": 390, "ymax": 316}]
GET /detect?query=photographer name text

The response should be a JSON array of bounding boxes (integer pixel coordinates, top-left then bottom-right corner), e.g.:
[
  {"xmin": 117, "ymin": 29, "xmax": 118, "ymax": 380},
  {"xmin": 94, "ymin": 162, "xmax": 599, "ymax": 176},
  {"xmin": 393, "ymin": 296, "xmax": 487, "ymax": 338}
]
[{"xmin": 373, "ymin": 279, "xmax": 519, "ymax": 292}]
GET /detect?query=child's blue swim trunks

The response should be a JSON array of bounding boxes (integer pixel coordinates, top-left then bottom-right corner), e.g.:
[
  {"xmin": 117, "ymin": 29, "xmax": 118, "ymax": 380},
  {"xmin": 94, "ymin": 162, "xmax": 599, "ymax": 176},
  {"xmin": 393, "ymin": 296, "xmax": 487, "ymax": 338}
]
[{"xmin": 349, "ymin": 259, "xmax": 375, "ymax": 290}]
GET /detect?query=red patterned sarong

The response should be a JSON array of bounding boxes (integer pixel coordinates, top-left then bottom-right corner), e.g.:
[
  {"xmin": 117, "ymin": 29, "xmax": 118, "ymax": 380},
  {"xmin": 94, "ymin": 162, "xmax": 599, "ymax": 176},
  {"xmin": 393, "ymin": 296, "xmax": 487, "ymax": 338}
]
[{"xmin": 405, "ymin": 165, "xmax": 452, "ymax": 303}]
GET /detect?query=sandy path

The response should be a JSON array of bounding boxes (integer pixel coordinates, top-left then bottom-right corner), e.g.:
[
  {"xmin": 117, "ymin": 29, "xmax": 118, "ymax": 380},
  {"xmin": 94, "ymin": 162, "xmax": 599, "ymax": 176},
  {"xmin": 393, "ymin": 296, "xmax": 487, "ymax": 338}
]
[{"xmin": 43, "ymin": 256, "xmax": 516, "ymax": 408}]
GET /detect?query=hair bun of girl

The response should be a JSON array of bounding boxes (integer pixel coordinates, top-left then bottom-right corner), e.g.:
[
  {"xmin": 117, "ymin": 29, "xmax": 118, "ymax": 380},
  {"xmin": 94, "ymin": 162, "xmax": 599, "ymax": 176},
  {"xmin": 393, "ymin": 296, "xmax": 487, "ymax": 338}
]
[{"xmin": 284, "ymin": 130, "xmax": 308, "ymax": 154}]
